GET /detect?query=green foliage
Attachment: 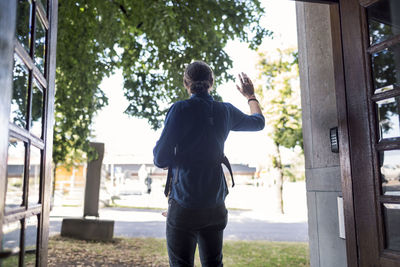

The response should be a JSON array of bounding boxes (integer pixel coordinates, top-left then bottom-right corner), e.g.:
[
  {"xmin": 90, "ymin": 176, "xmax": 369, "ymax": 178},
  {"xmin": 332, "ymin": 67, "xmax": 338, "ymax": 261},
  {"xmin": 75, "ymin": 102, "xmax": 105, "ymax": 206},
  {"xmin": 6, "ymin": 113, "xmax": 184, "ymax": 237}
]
[
  {"xmin": 257, "ymin": 48, "xmax": 302, "ymax": 150},
  {"xmin": 10, "ymin": 57, "xmax": 29, "ymax": 128},
  {"xmin": 222, "ymin": 240, "xmax": 309, "ymax": 267},
  {"xmin": 368, "ymin": 21, "xmax": 399, "ymax": 135},
  {"xmin": 54, "ymin": 0, "xmax": 271, "ymax": 166},
  {"xmin": 283, "ymin": 167, "xmax": 297, "ymax": 183}
]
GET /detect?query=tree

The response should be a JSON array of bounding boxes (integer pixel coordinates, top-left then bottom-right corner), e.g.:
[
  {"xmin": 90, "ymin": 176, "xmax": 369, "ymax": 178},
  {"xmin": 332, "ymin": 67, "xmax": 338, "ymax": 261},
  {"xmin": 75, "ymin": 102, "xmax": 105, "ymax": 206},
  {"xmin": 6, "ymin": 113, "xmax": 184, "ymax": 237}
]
[
  {"xmin": 53, "ymin": 0, "xmax": 272, "ymax": 169},
  {"xmin": 256, "ymin": 48, "xmax": 302, "ymax": 214}
]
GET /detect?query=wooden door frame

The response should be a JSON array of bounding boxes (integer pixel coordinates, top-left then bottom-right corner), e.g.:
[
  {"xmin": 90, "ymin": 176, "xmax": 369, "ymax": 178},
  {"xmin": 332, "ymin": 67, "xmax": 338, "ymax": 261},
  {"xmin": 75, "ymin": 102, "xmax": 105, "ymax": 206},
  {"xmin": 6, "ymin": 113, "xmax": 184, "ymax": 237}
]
[
  {"xmin": 291, "ymin": 0, "xmax": 339, "ymax": 4},
  {"xmin": 329, "ymin": 4, "xmax": 360, "ymax": 266},
  {"xmin": 294, "ymin": 0, "xmax": 360, "ymax": 266},
  {"xmin": 0, "ymin": 0, "xmax": 58, "ymax": 265},
  {"xmin": 39, "ymin": 0, "xmax": 58, "ymax": 265},
  {"xmin": 338, "ymin": 0, "xmax": 400, "ymax": 266},
  {"xmin": 298, "ymin": 0, "xmax": 400, "ymax": 265},
  {"xmin": 0, "ymin": 0, "xmax": 17, "ymax": 244}
]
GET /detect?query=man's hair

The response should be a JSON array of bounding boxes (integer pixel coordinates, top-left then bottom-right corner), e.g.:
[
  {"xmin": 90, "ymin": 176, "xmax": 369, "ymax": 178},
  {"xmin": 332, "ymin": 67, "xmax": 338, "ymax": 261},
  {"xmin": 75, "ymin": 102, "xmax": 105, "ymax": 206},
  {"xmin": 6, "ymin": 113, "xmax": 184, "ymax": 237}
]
[{"xmin": 183, "ymin": 61, "xmax": 214, "ymax": 94}]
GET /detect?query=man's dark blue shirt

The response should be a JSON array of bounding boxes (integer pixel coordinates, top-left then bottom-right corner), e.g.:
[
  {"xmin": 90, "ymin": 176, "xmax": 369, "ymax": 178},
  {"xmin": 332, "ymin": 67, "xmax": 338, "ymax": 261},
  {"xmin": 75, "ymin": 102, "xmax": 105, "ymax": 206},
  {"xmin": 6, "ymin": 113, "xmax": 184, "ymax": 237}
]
[{"xmin": 153, "ymin": 92, "xmax": 265, "ymax": 209}]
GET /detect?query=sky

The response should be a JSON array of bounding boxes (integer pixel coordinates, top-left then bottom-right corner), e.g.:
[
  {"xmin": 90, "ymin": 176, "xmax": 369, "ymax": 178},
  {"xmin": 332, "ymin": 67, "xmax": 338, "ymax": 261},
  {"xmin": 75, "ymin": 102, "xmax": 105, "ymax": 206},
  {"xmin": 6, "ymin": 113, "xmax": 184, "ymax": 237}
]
[{"xmin": 92, "ymin": 0, "xmax": 298, "ymax": 165}]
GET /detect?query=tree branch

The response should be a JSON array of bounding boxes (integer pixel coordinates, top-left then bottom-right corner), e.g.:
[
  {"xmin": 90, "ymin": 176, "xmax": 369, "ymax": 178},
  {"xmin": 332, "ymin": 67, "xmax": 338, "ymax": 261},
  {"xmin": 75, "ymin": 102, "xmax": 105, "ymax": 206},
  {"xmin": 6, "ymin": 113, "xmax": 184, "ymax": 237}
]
[{"xmin": 111, "ymin": 0, "xmax": 129, "ymax": 18}]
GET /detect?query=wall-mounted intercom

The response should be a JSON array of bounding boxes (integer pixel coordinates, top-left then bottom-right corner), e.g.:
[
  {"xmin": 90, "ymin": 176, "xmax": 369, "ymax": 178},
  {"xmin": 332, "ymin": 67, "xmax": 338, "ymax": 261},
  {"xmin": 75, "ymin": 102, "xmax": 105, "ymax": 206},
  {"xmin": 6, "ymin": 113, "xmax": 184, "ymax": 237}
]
[{"xmin": 330, "ymin": 127, "xmax": 339, "ymax": 153}]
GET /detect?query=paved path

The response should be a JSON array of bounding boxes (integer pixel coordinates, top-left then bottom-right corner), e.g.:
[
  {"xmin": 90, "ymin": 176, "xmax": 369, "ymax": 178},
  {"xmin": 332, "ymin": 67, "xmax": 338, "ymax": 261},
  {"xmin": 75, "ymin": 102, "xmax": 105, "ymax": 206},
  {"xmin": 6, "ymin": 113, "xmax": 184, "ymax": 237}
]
[{"xmin": 49, "ymin": 207, "xmax": 308, "ymax": 242}]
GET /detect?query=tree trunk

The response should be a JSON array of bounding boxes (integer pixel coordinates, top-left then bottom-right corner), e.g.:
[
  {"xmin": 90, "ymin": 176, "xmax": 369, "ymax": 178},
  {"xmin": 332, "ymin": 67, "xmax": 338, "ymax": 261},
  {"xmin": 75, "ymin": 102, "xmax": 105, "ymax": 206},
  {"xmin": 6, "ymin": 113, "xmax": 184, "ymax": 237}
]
[
  {"xmin": 273, "ymin": 142, "xmax": 285, "ymax": 214},
  {"xmin": 51, "ymin": 163, "xmax": 57, "ymax": 209}
]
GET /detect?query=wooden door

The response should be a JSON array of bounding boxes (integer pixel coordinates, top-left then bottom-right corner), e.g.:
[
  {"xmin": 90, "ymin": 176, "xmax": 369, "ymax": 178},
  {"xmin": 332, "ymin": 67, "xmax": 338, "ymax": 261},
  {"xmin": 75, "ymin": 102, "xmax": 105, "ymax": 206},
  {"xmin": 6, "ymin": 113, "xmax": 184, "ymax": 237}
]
[
  {"xmin": 0, "ymin": 0, "xmax": 58, "ymax": 266},
  {"xmin": 340, "ymin": 0, "xmax": 400, "ymax": 265}
]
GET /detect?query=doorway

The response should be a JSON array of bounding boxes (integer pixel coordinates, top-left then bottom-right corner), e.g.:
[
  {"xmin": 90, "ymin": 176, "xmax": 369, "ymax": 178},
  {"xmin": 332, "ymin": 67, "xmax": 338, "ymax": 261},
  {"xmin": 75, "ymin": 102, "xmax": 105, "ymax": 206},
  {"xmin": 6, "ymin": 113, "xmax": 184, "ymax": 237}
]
[
  {"xmin": 0, "ymin": 0, "xmax": 58, "ymax": 266},
  {"xmin": 339, "ymin": 0, "xmax": 400, "ymax": 265}
]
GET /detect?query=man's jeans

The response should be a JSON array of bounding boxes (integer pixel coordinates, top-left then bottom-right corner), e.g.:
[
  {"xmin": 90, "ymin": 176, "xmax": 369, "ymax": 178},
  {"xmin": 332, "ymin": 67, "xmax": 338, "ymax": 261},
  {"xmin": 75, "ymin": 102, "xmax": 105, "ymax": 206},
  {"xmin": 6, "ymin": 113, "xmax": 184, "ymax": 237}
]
[{"xmin": 166, "ymin": 199, "xmax": 228, "ymax": 267}]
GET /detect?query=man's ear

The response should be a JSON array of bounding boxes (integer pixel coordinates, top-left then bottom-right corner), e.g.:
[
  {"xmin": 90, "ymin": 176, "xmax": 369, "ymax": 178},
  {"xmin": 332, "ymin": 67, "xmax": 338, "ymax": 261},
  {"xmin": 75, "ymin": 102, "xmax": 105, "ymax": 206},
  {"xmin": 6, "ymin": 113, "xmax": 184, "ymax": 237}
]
[
  {"xmin": 183, "ymin": 78, "xmax": 189, "ymax": 89},
  {"xmin": 183, "ymin": 79, "xmax": 191, "ymax": 95},
  {"xmin": 208, "ymin": 77, "xmax": 214, "ymax": 92}
]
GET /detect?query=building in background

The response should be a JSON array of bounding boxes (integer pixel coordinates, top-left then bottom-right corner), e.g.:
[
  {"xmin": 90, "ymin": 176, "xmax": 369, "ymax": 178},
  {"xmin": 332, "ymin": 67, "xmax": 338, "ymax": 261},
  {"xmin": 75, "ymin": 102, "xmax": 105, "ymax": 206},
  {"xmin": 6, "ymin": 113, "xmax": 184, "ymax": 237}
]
[{"xmin": 50, "ymin": 162, "xmax": 257, "ymax": 206}]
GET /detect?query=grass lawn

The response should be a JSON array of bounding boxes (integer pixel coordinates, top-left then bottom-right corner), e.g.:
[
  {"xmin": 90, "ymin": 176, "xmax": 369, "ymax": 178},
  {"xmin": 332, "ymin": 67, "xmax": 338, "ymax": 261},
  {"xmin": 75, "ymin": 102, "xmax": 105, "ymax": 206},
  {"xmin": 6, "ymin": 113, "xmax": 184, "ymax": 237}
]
[{"xmin": 48, "ymin": 236, "xmax": 309, "ymax": 266}]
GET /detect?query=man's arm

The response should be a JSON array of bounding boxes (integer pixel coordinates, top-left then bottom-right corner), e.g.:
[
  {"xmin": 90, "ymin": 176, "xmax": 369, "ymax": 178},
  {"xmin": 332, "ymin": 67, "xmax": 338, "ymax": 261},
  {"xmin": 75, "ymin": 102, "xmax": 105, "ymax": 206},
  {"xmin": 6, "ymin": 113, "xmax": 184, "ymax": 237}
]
[
  {"xmin": 231, "ymin": 72, "xmax": 264, "ymax": 131},
  {"xmin": 247, "ymin": 96, "xmax": 262, "ymax": 115},
  {"xmin": 229, "ymin": 103, "xmax": 265, "ymax": 131},
  {"xmin": 153, "ymin": 104, "xmax": 180, "ymax": 168},
  {"xmin": 236, "ymin": 72, "xmax": 262, "ymax": 113}
]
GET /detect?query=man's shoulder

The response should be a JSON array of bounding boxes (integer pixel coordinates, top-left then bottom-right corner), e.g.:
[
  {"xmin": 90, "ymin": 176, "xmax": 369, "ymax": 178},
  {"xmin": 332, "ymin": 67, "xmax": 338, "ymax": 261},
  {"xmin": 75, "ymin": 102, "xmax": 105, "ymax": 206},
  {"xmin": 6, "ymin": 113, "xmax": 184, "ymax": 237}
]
[
  {"xmin": 171, "ymin": 98, "xmax": 233, "ymax": 112},
  {"xmin": 172, "ymin": 99, "xmax": 192, "ymax": 110},
  {"xmin": 169, "ymin": 100, "xmax": 188, "ymax": 110},
  {"xmin": 216, "ymin": 101, "xmax": 236, "ymax": 111},
  {"xmin": 166, "ymin": 100, "xmax": 193, "ymax": 118}
]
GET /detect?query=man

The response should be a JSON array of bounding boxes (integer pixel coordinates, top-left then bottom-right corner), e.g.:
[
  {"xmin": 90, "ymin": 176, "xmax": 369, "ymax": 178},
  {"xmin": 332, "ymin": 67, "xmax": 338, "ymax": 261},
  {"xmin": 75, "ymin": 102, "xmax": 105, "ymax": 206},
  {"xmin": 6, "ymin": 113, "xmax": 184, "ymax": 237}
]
[{"xmin": 154, "ymin": 61, "xmax": 264, "ymax": 266}]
